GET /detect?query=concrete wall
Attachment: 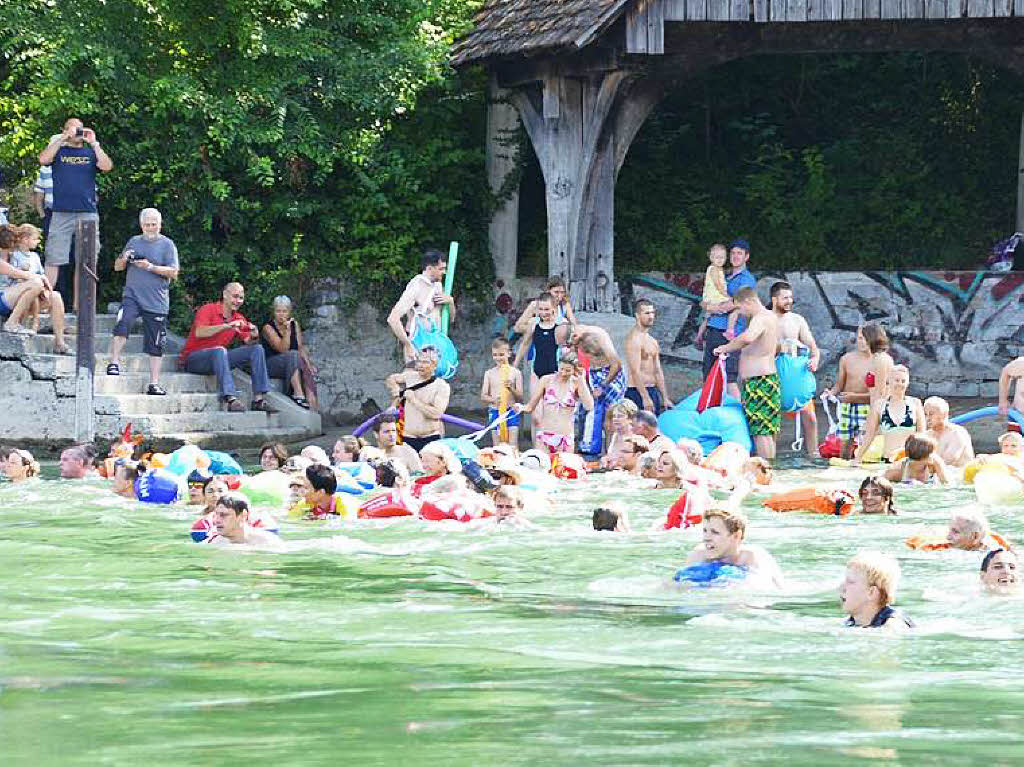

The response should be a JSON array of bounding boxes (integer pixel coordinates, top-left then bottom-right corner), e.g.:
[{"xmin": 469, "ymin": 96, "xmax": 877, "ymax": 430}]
[{"xmin": 631, "ymin": 270, "xmax": 1024, "ymax": 397}]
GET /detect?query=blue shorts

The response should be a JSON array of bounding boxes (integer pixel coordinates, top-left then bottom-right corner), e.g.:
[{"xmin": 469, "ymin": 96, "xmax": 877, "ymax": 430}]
[
  {"xmin": 625, "ymin": 386, "xmax": 663, "ymax": 415},
  {"xmin": 488, "ymin": 407, "xmax": 520, "ymax": 427},
  {"xmin": 0, "ymin": 293, "xmax": 11, "ymax": 317}
]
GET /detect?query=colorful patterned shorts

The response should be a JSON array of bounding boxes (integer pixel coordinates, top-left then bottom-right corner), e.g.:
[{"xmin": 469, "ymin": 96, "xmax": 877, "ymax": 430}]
[
  {"xmin": 837, "ymin": 402, "xmax": 869, "ymax": 440},
  {"xmin": 742, "ymin": 373, "xmax": 782, "ymax": 437}
]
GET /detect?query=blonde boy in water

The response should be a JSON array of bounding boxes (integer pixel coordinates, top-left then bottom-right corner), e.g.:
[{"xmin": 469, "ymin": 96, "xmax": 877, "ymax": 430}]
[
  {"xmin": 695, "ymin": 243, "xmax": 738, "ymax": 347},
  {"xmin": 480, "ymin": 337, "xmax": 524, "ymax": 447}
]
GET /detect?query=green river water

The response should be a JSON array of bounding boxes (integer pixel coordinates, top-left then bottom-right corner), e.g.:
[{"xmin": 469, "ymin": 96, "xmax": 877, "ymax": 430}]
[{"xmin": 3, "ymin": 461, "xmax": 1024, "ymax": 766}]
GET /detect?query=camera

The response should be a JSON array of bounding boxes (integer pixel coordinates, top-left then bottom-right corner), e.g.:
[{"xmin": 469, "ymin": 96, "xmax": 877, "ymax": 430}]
[
  {"xmin": 75, "ymin": 127, "xmax": 84, "ymax": 138},
  {"xmin": 126, "ymin": 250, "xmax": 143, "ymax": 263}
]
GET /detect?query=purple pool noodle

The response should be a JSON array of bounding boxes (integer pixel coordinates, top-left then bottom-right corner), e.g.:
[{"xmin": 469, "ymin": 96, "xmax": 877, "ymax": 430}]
[{"xmin": 442, "ymin": 413, "xmax": 486, "ymax": 432}]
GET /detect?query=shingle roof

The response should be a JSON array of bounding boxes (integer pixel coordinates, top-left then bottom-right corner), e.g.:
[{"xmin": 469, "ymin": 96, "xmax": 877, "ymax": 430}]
[{"xmin": 450, "ymin": 0, "xmax": 631, "ymax": 67}]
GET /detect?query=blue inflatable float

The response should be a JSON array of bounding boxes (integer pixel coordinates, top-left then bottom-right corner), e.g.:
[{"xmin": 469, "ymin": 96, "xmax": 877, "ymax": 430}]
[
  {"xmin": 658, "ymin": 390, "xmax": 753, "ymax": 457},
  {"xmin": 204, "ymin": 450, "xmax": 243, "ymax": 475},
  {"xmin": 135, "ymin": 468, "xmax": 180, "ymax": 504},
  {"xmin": 411, "ymin": 321, "xmax": 459, "ymax": 380},
  {"xmin": 776, "ymin": 352, "xmax": 816, "ymax": 412}
]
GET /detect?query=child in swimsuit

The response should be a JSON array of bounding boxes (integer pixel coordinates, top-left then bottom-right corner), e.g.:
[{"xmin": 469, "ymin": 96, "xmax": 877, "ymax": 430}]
[
  {"xmin": 480, "ymin": 337, "xmax": 523, "ymax": 447},
  {"xmin": 883, "ymin": 433, "xmax": 949, "ymax": 485},
  {"xmin": 517, "ymin": 352, "xmax": 594, "ymax": 453},
  {"xmin": 695, "ymin": 244, "xmax": 738, "ymax": 347}
]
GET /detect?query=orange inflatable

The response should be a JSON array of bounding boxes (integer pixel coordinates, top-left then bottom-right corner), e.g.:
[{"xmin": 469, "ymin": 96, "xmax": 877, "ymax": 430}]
[
  {"xmin": 906, "ymin": 532, "xmax": 1011, "ymax": 551},
  {"xmin": 552, "ymin": 452, "xmax": 587, "ymax": 480},
  {"xmin": 663, "ymin": 490, "xmax": 703, "ymax": 530},
  {"xmin": 763, "ymin": 487, "xmax": 855, "ymax": 516},
  {"xmin": 357, "ymin": 492, "xmax": 416, "ymax": 519},
  {"xmin": 418, "ymin": 498, "xmax": 493, "ymax": 523}
]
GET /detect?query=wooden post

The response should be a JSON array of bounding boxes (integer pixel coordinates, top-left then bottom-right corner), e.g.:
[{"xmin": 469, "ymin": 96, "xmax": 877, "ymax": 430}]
[
  {"xmin": 1017, "ymin": 112, "xmax": 1024, "ymax": 232},
  {"xmin": 74, "ymin": 219, "xmax": 98, "ymax": 442},
  {"xmin": 486, "ymin": 76, "xmax": 522, "ymax": 283}
]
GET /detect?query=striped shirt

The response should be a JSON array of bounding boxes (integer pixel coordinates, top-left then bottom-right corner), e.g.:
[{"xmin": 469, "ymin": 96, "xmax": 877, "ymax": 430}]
[{"xmin": 33, "ymin": 166, "xmax": 53, "ymax": 210}]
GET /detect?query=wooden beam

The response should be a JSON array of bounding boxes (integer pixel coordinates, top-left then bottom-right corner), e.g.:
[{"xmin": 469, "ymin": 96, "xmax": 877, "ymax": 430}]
[
  {"xmin": 649, "ymin": 0, "xmax": 666, "ymax": 53},
  {"xmin": 904, "ymin": 0, "xmax": 925, "ymax": 16},
  {"xmin": 74, "ymin": 218, "xmax": 97, "ymax": 443},
  {"xmin": 843, "ymin": 0, "xmax": 864, "ymax": 18},
  {"xmin": 880, "ymin": 0, "xmax": 901, "ymax": 17},
  {"xmin": 688, "ymin": 0, "xmax": 708, "ymax": 21},
  {"xmin": 626, "ymin": 2, "xmax": 650, "ymax": 53},
  {"xmin": 754, "ymin": 0, "xmax": 769, "ymax": 20},
  {"xmin": 664, "ymin": 0, "xmax": 688, "ymax": 19},
  {"xmin": 543, "ymin": 75, "xmax": 560, "ymax": 119},
  {"xmin": 787, "ymin": 0, "xmax": 808, "ymax": 20},
  {"xmin": 993, "ymin": 0, "xmax": 1011, "ymax": 14},
  {"xmin": 969, "ymin": 0, "xmax": 994, "ymax": 15},
  {"xmin": 1017, "ymin": 112, "xmax": 1024, "ymax": 232},
  {"xmin": 825, "ymin": 0, "xmax": 844, "ymax": 18},
  {"xmin": 924, "ymin": 0, "xmax": 947, "ymax": 17},
  {"xmin": 731, "ymin": 0, "xmax": 751, "ymax": 19},
  {"xmin": 486, "ymin": 76, "xmax": 522, "ymax": 283}
]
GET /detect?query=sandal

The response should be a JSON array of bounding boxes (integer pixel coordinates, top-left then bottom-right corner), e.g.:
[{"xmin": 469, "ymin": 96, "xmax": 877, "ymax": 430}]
[
  {"xmin": 291, "ymin": 395, "xmax": 310, "ymax": 409},
  {"xmin": 54, "ymin": 343, "xmax": 73, "ymax": 356},
  {"xmin": 106, "ymin": 363, "xmax": 120, "ymax": 376},
  {"xmin": 251, "ymin": 398, "xmax": 279, "ymax": 414},
  {"xmin": 224, "ymin": 396, "xmax": 246, "ymax": 412},
  {"xmin": 146, "ymin": 383, "xmax": 168, "ymax": 396},
  {"xmin": 3, "ymin": 323, "xmax": 32, "ymax": 336}
]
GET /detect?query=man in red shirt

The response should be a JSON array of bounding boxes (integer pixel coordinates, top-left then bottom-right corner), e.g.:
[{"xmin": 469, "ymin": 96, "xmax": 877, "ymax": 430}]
[{"xmin": 178, "ymin": 282, "xmax": 278, "ymax": 412}]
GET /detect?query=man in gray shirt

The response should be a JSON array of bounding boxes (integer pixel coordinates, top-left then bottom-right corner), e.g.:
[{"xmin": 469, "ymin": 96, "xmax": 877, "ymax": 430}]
[{"xmin": 107, "ymin": 208, "xmax": 180, "ymax": 394}]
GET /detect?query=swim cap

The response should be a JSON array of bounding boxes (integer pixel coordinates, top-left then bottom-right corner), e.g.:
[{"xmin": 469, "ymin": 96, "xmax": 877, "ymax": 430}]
[{"xmin": 187, "ymin": 468, "xmax": 213, "ymax": 487}]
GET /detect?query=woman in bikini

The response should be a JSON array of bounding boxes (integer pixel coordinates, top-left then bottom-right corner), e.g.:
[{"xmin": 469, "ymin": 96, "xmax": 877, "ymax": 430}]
[
  {"xmin": 861, "ymin": 323, "xmax": 894, "ymax": 407},
  {"xmin": 517, "ymin": 352, "xmax": 594, "ymax": 454},
  {"xmin": 854, "ymin": 364, "xmax": 925, "ymax": 463}
]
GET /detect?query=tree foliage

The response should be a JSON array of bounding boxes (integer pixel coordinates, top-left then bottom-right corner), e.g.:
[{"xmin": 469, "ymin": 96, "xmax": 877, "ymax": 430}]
[{"xmin": 0, "ymin": 0, "xmax": 488, "ymax": 325}]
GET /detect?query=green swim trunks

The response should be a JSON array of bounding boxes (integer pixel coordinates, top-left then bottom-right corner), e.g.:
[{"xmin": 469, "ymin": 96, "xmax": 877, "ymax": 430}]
[{"xmin": 742, "ymin": 373, "xmax": 782, "ymax": 436}]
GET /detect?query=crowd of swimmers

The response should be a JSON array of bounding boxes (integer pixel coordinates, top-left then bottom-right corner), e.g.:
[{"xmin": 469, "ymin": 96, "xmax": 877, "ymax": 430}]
[{"xmin": 8, "ymin": 239, "xmax": 1024, "ymax": 630}]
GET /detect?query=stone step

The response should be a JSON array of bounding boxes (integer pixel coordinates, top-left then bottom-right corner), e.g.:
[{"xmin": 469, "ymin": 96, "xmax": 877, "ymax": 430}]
[
  {"xmin": 95, "ymin": 354, "xmax": 181, "ymax": 373},
  {"xmin": 97, "ymin": 410, "xmax": 282, "ymax": 435},
  {"xmin": 145, "ymin": 427, "xmax": 318, "ymax": 451},
  {"xmin": 24, "ymin": 334, "xmax": 147, "ymax": 355},
  {"xmin": 95, "ymin": 371, "xmax": 218, "ymax": 394},
  {"xmin": 56, "ymin": 314, "xmax": 121, "ymax": 335},
  {"xmin": 94, "ymin": 392, "xmax": 224, "ymax": 415}
]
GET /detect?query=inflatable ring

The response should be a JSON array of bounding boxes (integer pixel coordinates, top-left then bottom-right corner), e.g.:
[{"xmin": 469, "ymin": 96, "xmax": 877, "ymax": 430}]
[
  {"xmin": 963, "ymin": 459, "xmax": 1009, "ymax": 485},
  {"xmin": 973, "ymin": 471, "xmax": 1024, "ymax": 506},
  {"xmin": 907, "ymin": 531, "xmax": 1010, "ymax": 550},
  {"xmin": 763, "ymin": 487, "xmax": 855, "ymax": 516},
  {"xmin": 673, "ymin": 562, "xmax": 747, "ymax": 586}
]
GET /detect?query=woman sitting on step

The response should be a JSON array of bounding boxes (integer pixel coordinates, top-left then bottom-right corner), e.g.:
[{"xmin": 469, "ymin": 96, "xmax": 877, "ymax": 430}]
[{"xmin": 261, "ymin": 295, "xmax": 318, "ymax": 410}]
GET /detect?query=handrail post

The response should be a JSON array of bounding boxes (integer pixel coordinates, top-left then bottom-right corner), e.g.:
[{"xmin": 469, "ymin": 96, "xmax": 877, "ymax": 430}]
[{"xmin": 74, "ymin": 219, "xmax": 98, "ymax": 442}]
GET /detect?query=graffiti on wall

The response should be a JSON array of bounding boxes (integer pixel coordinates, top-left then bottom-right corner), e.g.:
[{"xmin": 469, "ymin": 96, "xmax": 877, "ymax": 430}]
[{"xmin": 630, "ymin": 271, "xmax": 1024, "ymax": 397}]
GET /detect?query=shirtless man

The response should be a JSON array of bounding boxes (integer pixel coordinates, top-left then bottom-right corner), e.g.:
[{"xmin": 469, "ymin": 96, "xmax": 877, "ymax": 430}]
[
  {"xmin": 385, "ymin": 346, "xmax": 450, "ymax": 452},
  {"xmin": 713, "ymin": 286, "xmax": 780, "ymax": 461},
  {"xmin": 683, "ymin": 508, "xmax": 783, "ymax": 588},
  {"xmin": 386, "ymin": 249, "xmax": 455, "ymax": 362},
  {"xmin": 631, "ymin": 410, "xmax": 675, "ymax": 455},
  {"xmin": 770, "ymin": 281, "xmax": 820, "ymax": 457},
  {"xmin": 923, "ymin": 396, "xmax": 974, "ymax": 467},
  {"xmin": 824, "ymin": 327, "xmax": 874, "ymax": 458},
  {"xmin": 998, "ymin": 356, "xmax": 1024, "ymax": 424},
  {"xmin": 206, "ymin": 493, "xmax": 283, "ymax": 547},
  {"xmin": 572, "ymin": 325, "xmax": 626, "ymax": 458},
  {"xmin": 376, "ymin": 414, "xmax": 423, "ymax": 474},
  {"xmin": 624, "ymin": 299, "xmax": 673, "ymax": 415}
]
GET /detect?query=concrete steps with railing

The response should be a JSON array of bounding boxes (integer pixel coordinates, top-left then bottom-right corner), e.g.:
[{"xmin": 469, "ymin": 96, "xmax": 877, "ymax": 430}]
[{"xmin": 5, "ymin": 311, "xmax": 322, "ymax": 448}]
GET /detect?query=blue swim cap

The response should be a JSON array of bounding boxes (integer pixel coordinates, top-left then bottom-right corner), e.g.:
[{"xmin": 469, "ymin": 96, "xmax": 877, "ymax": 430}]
[
  {"xmin": 187, "ymin": 468, "xmax": 213, "ymax": 486},
  {"xmin": 728, "ymin": 237, "xmax": 750, "ymax": 252}
]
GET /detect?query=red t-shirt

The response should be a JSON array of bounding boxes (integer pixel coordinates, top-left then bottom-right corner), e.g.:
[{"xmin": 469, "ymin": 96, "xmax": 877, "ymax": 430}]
[{"xmin": 178, "ymin": 302, "xmax": 251, "ymax": 364}]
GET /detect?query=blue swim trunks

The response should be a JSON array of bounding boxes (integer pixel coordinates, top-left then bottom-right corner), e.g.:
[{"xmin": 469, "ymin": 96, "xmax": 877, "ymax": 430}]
[
  {"xmin": 0, "ymin": 293, "xmax": 12, "ymax": 317},
  {"xmin": 488, "ymin": 407, "xmax": 520, "ymax": 427}
]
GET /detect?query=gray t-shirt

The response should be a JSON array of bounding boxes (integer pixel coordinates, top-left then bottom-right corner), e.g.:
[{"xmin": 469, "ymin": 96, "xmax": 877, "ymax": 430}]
[{"xmin": 122, "ymin": 234, "xmax": 178, "ymax": 313}]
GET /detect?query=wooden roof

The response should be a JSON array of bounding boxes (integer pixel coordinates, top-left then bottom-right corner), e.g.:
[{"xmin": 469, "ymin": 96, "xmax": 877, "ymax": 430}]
[{"xmin": 450, "ymin": 0, "xmax": 632, "ymax": 67}]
